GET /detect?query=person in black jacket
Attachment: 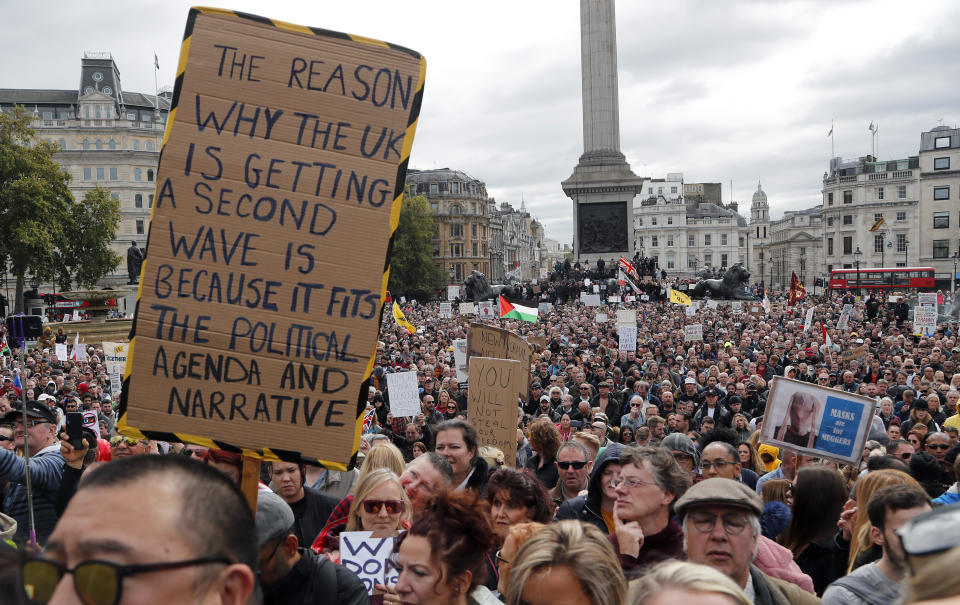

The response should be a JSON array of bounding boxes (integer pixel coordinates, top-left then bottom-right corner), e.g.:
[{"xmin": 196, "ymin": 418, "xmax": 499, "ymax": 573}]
[
  {"xmin": 270, "ymin": 461, "xmax": 339, "ymax": 549},
  {"xmin": 556, "ymin": 443, "xmax": 625, "ymax": 534},
  {"xmin": 256, "ymin": 490, "xmax": 367, "ymax": 605}
]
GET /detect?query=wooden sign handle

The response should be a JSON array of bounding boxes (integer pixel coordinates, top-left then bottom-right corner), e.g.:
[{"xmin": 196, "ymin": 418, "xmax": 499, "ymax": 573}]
[{"xmin": 241, "ymin": 455, "xmax": 260, "ymax": 515}]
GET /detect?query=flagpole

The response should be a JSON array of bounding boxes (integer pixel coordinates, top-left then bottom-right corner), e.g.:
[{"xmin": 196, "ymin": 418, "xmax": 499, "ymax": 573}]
[
  {"xmin": 153, "ymin": 51, "xmax": 160, "ymax": 113},
  {"xmin": 830, "ymin": 118, "xmax": 834, "ymax": 159}
]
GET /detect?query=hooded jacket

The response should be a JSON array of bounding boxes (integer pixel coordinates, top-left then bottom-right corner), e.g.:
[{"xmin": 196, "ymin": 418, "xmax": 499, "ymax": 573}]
[{"xmin": 555, "ymin": 443, "xmax": 625, "ymax": 532}]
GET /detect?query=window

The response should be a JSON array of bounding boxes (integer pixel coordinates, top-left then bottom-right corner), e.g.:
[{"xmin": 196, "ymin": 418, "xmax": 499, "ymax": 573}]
[
  {"xmin": 739, "ymin": 237, "xmax": 745, "ymax": 247},
  {"xmin": 721, "ymin": 234, "xmax": 728, "ymax": 246},
  {"xmin": 874, "ymin": 235, "xmax": 884, "ymax": 253},
  {"xmin": 704, "ymin": 234, "xmax": 711, "ymax": 246},
  {"xmin": 450, "ymin": 205, "xmax": 461, "ymax": 216},
  {"xmin": 667, "ymin": 216, "xmax": 673, "ymax": 225},
  {"xmin": 451, "ymin": 182, "xmax": 460, "ymax": 194},
  {"xmin": 638, "ymin": 218, "xmax": 643, "ymax": 226},
  {"xmin": 935, "ymin": 136, "xmax": 951, "ymax": 149},
  {"xmin": 96, "ymin": 167, "xmax": 105, "ymax": 180},
  {"xmin": 132, "ymin": 140, "xmax": 140, "ymax": 151},
  {"xmin": 688, "ymin": 235, "xmax": 694, "ymax": 247},
  {"xmin": 897, "ymin": 211, "xmax": 906, "ymax": 221},
  {"xmin": 136, "ymin": 219, "xmax": 145, "ymax": 235},
  {"xmin": 827, "ymin": 217, "xmax": 834, "ymax": 226},
  {"xmin": 109, "ymin": 167, "xmax": 118, "ymax": 180},
  {"xmin": 721, "ymin": 253, "xmax": 728, "ymax": 267},
  {"xmin": 94, "ymin": 106, "xmax": 101, "ymax": 119},
  {"xmin": 127, "ymin": 112, "xmax": 137, "ymax": 121},
  {"xmin": 472, "ymin": 243, "xmax": 477, "ymax": 256},
  {"xmin": 145, "ymin": 141, "xmax": 155, "ymax": 152},
  {"xmin": 934, "ymin": 240, "xmax": 950, "ymax": 259},
  {"xmin": 430, "ymin": 183, "xmax": 437, "ymax": 195},
  {"xmin": 897, "ymin": 234, "xmax": 907, "ymax": 252},
  {"xmin": 667, "ymin": 236, "xmax": 674, "ymax": 247},
  {"xmin": 81, "ymin": 138, "xmax": 90, "ymax": 150},
  {"xmin": 827, "ymin": 238, "xmax": 834, "ymax": 255},
  {"xmin": 134, "ymin": 168, "xmax": 142, "ymax": 181},
  {"xmin": 147, "ymin": 169, "xmax": 154, "ymax": 182},
  {"xmin": 58, "ymin": 138, "xmax": 66, "ymax": 149},
  {"xmin": 652, "ymin": 236, "xmax": 659, "ymax": 247},
  {"xmin": 471, "ymin": 203, "xmax": 476, "ymax": 214},
  {"xmin": 827, "ymin": 192, "xmax": 834, "ymax": 206},
  {"xmin": 843, "ymin": 237, "xmax": 853, "ymax": 255},
  {"xmin": 671, "ymin": 186, "xmax": 677, "ymax": 194},
  {"xmin": 471, "ymin": 224, "xmax": 477, "ymax": 237},
  {"xmin": 704, "ymin": 254, "xmax": 712, "ymax": 265},
  {"xmin": 876, "ymin": 187, "xmax": 884, "ymax": 200},
  {"xmin": 897, "ymin": 185, "xmax": 907, "ymax": 199},
  {"xmin": 843, "ymin": 215, "xmax": 853, "ymax": 225},
  {"xmin": 843, "ymin": 190, "xmax": 853, "ymax": 204},
  {"xmin": 687, "ymin": 258, "xmax": 697, "ymax": 268},
  {"xmin": 148, "ymin": 194, "xmax": 154, "ymax": 208},
  {"xmin": 135, "ymin": 194, "xmax": 143, "ymax": 208},
  {"xmin": 935, "ymin": 157, "xmax": 951, "ymax": 170},
  {"xmin": 95, "ymin": 139, "xmax": 103, "ymax": 150},
  {"xmin": 934, "ymin": 187, "xmax": 950, "ymax": 200},
  {"xmin": 652, "ymin": 217, "xmax": 657, "ymax": 226},
  {"xmin": 874, "ymin": 213, "xmax": 883, "ymax": 223},
  {"xmin": 82, "ymin": 167, "xmax": 91, "ymax": 180},
  {"xmin": 430, "ymin": 202, "xmax": 438, "ymax": 214},
  {"xmin": 667, "ymin": 259, "xmax": 675, "ymax": 269},
  {"xmin": 438, "ymin": 182, "xmax": 449, "ymax": 193},
  {"xmin": 636, "ymin": 236, "xmax": 643, "ymax": 248},
  {"xmin": 450, "ymin": 224, "xmax": 463, "ymax": 237},
  {"xmin": 647, "ymin": 187, "xmax": 653, "ymax": 194},
  {"xmin": 108, "ymin": 139, "xmax": 117, "ymax": 150},
  {"xmin": 934, "ymin": 212, "xmax": 950, "ymax": 229}
]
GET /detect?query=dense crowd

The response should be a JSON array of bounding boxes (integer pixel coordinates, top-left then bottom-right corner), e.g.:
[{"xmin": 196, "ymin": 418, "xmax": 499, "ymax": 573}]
[{"xmin": 3, "ymin": 272, "xmax": 960, "ymax": 604}]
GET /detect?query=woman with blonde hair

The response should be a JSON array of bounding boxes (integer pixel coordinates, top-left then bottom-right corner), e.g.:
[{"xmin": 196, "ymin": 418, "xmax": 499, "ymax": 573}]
[
  {"xmin": 503, "ymin": 520, "xmax": 626, "ymax": 605},
  {"xmin": 345, "ymin": 468, "xmax": 411, "ymax": 535},
  {"xmin": 628, "ymin": 560, "xmax": 751, "ymax": 605},
  {"xmin": 845, "ymin": 469, "xmax": 923, "ymax": 573}
]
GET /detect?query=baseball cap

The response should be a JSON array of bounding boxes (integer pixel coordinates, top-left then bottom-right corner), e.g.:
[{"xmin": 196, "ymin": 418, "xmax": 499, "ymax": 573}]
[
  {"xmin": 2, "ymin": 400, "xmax": 58, "ymax": 424},
  {"xmin": 674, "ymin": 478, "xmax": 764, "ymax": 519},
  {"xmin": 530, "ymin": 381, "xmax": 542, "ymax": 389},
  {"xmin": 255, "ymin": 490, "xmax": 295, "ymax": 548},
  {"xmin": 704, "ymin": 388, "xmax": 720, "ymax": 397},
  {"xmin": 684, "ymin": 377, "xmax": 697, "ymax": 385}
]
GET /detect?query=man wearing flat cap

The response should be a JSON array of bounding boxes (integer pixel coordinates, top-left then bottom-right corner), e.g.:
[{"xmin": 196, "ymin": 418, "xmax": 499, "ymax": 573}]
[
  {"xmin": 0, "ymin": 400, "xmax": 64, "ymax": 545},
  {"xmin": 677, "ymin": 478, "xmax": 820, "ymax": 605}
]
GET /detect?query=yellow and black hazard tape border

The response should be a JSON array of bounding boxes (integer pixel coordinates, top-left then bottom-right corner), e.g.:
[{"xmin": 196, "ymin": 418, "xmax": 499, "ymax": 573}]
[{"xmin": 117, "ymin": 6, "xmax": 426, "ymax": 471}]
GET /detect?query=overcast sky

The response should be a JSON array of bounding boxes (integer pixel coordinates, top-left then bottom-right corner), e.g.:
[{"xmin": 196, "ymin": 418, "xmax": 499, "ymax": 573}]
[{"xmin": 6, "ymin": 0, "xmax": 958, "ymax": 245}]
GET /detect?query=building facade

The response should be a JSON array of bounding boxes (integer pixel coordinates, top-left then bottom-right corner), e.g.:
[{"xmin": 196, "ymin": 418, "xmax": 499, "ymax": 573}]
[
  {"xmin": 821, "ymin": 154, "xmax": 920, "ymax": 275},
  {"xmin": 918, "ymin": 126, "xmax": 960, "ymax": 281},
  {"xmin": 765, "ymin": 206, "xmax": 824, "ymax": 291},
  {"xmin": 633, "ymin": 173, "xmax": 750, "ymax": 278},
  {"xmin": 749, "ymin": 183, "xmax": 771, "ymax": 285},
  {"xmin": 0, "ymin": 52, "xmax": 169, "ymax": 286}
]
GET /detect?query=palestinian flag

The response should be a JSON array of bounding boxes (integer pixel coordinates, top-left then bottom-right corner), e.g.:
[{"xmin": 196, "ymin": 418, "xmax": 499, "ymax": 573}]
[{"xmin": 499, "ymin": 295, "xmax": 538, "ymax": 323}]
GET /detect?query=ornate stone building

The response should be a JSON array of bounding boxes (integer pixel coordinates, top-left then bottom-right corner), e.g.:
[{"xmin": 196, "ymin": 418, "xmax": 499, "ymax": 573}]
[
  {"xmin": 0, "ymin": 52, "xmax": 168, "ymax": 286},
  {"xmin": 405, "ymin": 168, "xmax": 492, "ymax": 283},
  {"xmin": 765, "ymin": 206, "xmax": 824, "ymax": 290},
  {"xmin": 918, "ymin": 126, "xmax": 960, "ymax": 281}
]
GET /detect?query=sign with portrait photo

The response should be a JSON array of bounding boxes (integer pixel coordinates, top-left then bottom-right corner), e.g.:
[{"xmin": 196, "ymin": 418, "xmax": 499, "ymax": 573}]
[{"xmin": 759, "ymin": 376, "xmax": 877, "ymax": 465}]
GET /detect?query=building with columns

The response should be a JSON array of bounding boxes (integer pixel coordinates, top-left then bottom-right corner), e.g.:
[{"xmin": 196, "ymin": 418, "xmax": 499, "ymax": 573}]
[
  {"xmin": 765, "ymin": 206, "xmax": 824, "ymax": 290},
  {"xmin": 821, "ymin": 154, "xmax": 920, "ymax": 274},
  {"xmin": 0, "ymin": 52, "xmax": 168, "ymax": 286}
]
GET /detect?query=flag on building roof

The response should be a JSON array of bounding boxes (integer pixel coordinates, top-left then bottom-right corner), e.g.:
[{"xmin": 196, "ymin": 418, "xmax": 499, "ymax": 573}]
[
  {"xmin": 869, "ymin": 217, "xmax": 885, "ymax": 232},
  {"xmin": 868, "ymin": 121, "xmax": 875, "ymax": 132},
  {"xmin": 499, "ymin": 295, "xmax": 538, "ymax": 323},
  {"xmin": 392, "ymin": 302, "xmax": 416, "ymax": 334},
  {"xmin": 669, "ymin": 288, "xmax": 692, "ymax": 306},
  {"xmin": 154, "ymin": 52, "xmax": 159, "ymax": 70},
  {"xmin": 789, "ymin": 272, "xmax": 806, "ymax": 306},
  {"xmin": 827, "ymin": 126, "xmax": 833, "ymax": 137}
]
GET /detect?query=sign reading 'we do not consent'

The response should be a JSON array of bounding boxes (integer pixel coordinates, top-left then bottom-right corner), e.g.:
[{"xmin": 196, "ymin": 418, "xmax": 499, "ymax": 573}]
[{"xmin": 118, "ymin": 8, "xmax": 425, "ymax": 469}]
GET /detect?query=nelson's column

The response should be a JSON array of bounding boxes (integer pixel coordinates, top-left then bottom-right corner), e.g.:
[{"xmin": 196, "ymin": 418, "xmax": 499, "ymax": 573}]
[{"xmin": 562, "ymin": 0, "xmax": 642, "ymax": 263}]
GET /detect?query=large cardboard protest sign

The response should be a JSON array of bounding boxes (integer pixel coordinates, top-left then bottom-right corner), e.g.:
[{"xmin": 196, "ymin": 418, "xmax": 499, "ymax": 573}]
[
  {"xmin": 452, "ymin": 339, "xmax": 468, "ymax": 382},
  {"xmin": 684, "ymin": 324, "xmax": 703, "ymax": 342},
  {"xmin": 759, "ymin": 377, "xmax": 876, "ymax": 466},
  {"xmin": 913, "ymin": 305, "xmax": 937, "ymax": 336},
  {"xmin": 467, "ymin": 323, "xmax": 532, "ymax": 364},
  {"xmin": 468, "ymin": 357, "xmax": 523, "ymax": 466},
  {"xmin": 118, "ymin": 8, "xmax": 425, "ymax": 469},
  {"xmin": 618, "ymin": 326, "xmax": 637, "ymax": 352}
]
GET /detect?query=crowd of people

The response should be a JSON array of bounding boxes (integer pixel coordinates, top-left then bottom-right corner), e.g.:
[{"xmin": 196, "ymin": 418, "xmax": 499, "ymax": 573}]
[{"xmin": 4, "ymin": 271, "xmax": 960, "ymax": 604}]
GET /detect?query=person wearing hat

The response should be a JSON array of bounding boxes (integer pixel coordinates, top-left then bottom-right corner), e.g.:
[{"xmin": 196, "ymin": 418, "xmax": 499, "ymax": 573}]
[
  {"xmin": 525, "ymin": 380, "xmax": 545, "ymax": 416},
  {"xmin": 693, "ymin": 388, "xmax": 732, "ymax": 431},
  {"xmin": 256, "ymin": 489, "xmax": 367, "ymax": 605},
  {"xmin": 678, "ymin": 377, "xmax": 702, "ymax": 407},
  {"xmin": 676, "ymin": 478, "xmax": 819, "ymax": 605},
  {"xmin": 0, "ymin": 400, "xmax": 64, "ymax": 545},
  {"xmin": 592, "ymin": 380, "xmax": 623, "ymax": 428}
]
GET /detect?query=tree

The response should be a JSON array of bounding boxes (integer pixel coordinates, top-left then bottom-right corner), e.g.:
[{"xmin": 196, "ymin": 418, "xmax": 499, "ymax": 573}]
[
  {"xmin": 0, "ymin": 106, "xmax": 73, "ymax": 313},
  {"xmin": 56, "ymin": 185, "xmax": 122, "ymax": 289},
  {"xmin": 388, "ymin": 194, "xmax": 445, "ymax": 301}
]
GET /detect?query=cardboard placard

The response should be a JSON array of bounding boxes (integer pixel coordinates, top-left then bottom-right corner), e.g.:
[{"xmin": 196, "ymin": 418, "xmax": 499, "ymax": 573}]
[
  {"xmin": 73, "ymin": 342, "xmax": 88, "ymax": 362},
  {"xmin": 539, "ymin": 267, "xmax": 548, "ymax": 279},
  {"xmin": 706, "ymin": 300, "xmax": 718, "ymax": 309},
  {"xmin": 684, "ymin": 324, "xmax": 703, "ymax": 342},
  {"xmin": 759, "ymin": 376, "xmax": 876, "ymax": 466},
  {"xmin": 468, "ymin": 357, "xmax": 522, "ymax": 466},
  {"xmin": 452, "ymin": 339, "xmax": 468, "ymax": 382},
  {"xmin": 913, "ymin": 305, "xmax": 937, "ymax": 336},
  {"xmin": 385, "ymin": 371, "xmax": 420, "ymax": 417},
  {"xmin": 528, "ymin": 336, "xmax": 546, "ymax": 350},
  {"xmin": 837, "ymin": 304, "xmax": 853, "ymax": 330},
  {"xmin": 55, "ymin": 344, "xmax": 68, "ymax": 362},
  {"xmin": 608, "ymin": 295, "xmax": 621, "ymax": 303},
  {"xmin": 840, "ymin": 346, "xmax": 868, "ymax": 365},
  {"xmin": 625, "ymin": 295, "xmax": 635, "ymax": 302},
  {"xmin": 118, "ymin": 8, "xmax": 425, "ymax": 468},
  {"xmin": 804, "ymin": 307, "xmax": 814, "ymax": 332},
  {"xmin": 918, "ymin": 292, "xmax": 938, "ymax": 306},
  {"xmin": 439, "ymin": 303, "xmax": 452, "ymax": 318},
  {"xmin": 581, "ymin": 294, "xmax": 602, "ymax": 307},
  {"xmin": 731, "ymin": 302, "xmax": 743, "ymax": 315},
  {"xmin": 640, "ymin": 294, "xmax": 649, "ymax": 301},
  {"xmin": 109, "ymin": 365, "xmax": 123, "ymax": 396},
  {"xmin": 447, "ymin": 285, "xmax": 460, "ymax": 301},
  {"xmin": 685, "ymin": 303, "xmax": 697, "ymax": 317},
  {"xmin": 596, "ymin": 313, "xmax": 609, "ymax": 323},
  {"xmin": 618, "ymin": 326, "xmax": 637, "ymax": 352},
  {"xmin": 617, "ymin": 310, "xmax": 636, "ymax": 326},
  {"xmin": 459, "ymin": 302, "xmax": 476, "ymax": 315},
  {"xmin": 340, "ymin": 532, "xmax": 398, "ymax": 594},
  {"xmin": 477, "ymin": 301, "xmax": 495, "ymax": 318},
  {"xmin": 467, "ymin": 323, "xmax": 532, "ymax": 365},
  {"xmin": 538, "ymin": 302, "xmax": 553, "ymax": 314}
]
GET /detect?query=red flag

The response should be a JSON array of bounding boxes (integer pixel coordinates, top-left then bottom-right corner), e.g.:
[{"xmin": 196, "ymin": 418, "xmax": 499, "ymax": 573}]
[
  {"xmin": 618, "ymin": 257, "xmax": 639, "ymax": 280},
  {"xmin": 789, "ymin": 272, "xmax": 806, "ymax": 306}
]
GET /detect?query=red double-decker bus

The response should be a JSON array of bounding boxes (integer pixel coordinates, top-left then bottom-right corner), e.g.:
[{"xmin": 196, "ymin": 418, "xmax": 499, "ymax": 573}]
[{"xmin": 828, "ymin": 267, "xmax": 935, "ymax": 291}]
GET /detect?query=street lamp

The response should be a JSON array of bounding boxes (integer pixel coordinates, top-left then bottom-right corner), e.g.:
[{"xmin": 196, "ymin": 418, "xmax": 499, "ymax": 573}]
[
  {"xmin": 904, "ymin": 239, "xmax": 909, "ymax": 267},
  {"xmin": 879, "ymin": 230, "xmax": 886, "ymax": 268},
  {"xmin": 799, "ymin": 252, "xmax": 806, "ymax": 284},
  {"xmin": 854, "ymin": 246, "xmax": 863, "ymax": 296},
  {"xmin": 952, "ymin": 253, "xmax": 959, "ymax": 298}
]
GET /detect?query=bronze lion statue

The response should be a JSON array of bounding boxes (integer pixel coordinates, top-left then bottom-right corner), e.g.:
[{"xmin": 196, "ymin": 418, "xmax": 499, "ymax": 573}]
[{"xmin": 690, "ymin": 263, "xmax": 754, "ymax": 300}]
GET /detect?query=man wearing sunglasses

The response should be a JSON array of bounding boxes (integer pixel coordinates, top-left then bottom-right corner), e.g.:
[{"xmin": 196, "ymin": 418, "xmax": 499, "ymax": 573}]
[
  {"xmin": 550, "ymin": 441, "xmax": 593, "ymax": 507},
  {"xmin": 677, "ymin": 478, "xmax": 819, "ymax": 605},
  {"xmin": 24, "ymin": 455, "xmax": 257, "ymax": 605},
  {"xmin": 0, "ymin": 400, "xmax": 64, "ymax": 546}
]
